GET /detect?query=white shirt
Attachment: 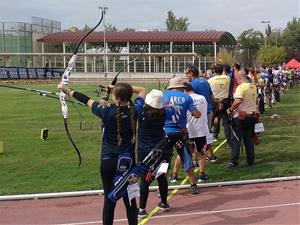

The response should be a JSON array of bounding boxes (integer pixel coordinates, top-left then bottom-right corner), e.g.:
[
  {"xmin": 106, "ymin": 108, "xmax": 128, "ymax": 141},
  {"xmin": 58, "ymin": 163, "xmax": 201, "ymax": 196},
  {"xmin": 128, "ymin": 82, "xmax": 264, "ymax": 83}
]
[{"xmin": 186, "ymin": 93, "xmax": 210, "ymax": 138}]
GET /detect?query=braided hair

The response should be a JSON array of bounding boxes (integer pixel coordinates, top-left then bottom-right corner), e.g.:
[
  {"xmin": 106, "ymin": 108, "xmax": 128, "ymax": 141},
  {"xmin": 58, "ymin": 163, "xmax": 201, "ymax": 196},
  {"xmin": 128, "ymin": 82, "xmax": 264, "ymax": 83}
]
[
  {"xmin": 129, "ymin": 100, "xmax": 136, "ymax": 144},
  {"xmin": 113, "ymin": 83, "xmax": 136, "ymax": 146}
]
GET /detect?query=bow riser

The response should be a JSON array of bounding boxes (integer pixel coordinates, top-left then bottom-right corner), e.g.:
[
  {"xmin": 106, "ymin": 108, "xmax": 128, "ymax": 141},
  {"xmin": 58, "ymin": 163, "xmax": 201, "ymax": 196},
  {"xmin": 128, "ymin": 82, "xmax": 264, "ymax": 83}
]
[
  {"xmin": 59, "ymin": 91, "xmax": 68, "ymax": 119},
  {"xmin": 62, "ymin": 55, "xmax": 77, "ymax": 84}
]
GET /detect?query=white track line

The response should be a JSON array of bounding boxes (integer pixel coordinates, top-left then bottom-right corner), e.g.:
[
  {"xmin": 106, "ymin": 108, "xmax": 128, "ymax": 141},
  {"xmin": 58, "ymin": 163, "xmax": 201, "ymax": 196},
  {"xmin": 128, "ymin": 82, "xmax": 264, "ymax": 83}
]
[
  {"xmin": 1, "ymin": 176, "xmax": 299, "ymax": 201},
  {"xmin": 54, "ymin": 202, "xmax": 300, "ymax": 225}
]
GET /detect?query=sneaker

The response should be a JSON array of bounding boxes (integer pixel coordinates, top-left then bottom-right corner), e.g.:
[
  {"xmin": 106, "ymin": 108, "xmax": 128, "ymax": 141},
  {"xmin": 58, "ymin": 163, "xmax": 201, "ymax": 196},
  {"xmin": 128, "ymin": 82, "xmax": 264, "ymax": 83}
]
[
  {"xmin": 228, "ymin": 162, "xmax": 238, "ymax": 169},
  {"xmin": 169, "ymin": 176, "xmax": 178, "ymax": 183},
  {"xmin": 207, "ymin": 155, "xmax": 218, "ymax": 162},
  {"xmin": 138, "ymin": 208, "xmax": 148, "ymax": 218},
  {"xmin": 158, "ymin": 202, "xmax": 170, "ymax": 211},
  {"xmin": 212, "ymin": 137, "xmax": 218, "ymax": 142},
  {"xmin": 189, "ymin": 184, "xmax": 199, "ymax": 194},
  {"xmin": 197, "ymin": 174, "xmax": 208, "ymax": 183}
]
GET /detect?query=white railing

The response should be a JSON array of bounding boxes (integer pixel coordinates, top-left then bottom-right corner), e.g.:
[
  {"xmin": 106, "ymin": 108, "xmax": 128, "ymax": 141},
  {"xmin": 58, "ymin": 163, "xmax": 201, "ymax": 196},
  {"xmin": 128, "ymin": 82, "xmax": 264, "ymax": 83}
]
[{"xmin": 0, "ymin": 52, "xmax": 214, "ymax": 73}]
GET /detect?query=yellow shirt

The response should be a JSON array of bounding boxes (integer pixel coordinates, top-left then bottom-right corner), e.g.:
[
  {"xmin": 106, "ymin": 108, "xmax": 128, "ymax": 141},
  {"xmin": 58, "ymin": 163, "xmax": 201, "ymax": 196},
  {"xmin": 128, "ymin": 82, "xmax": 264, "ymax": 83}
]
[
  {"xmin": 233, "ymin": 83, "xmax": 257, "ymax": 116},
  {"xmin": 208, "ymin": 75, "xmax": 230, "ymax": 99},
  {"xmin": 253, "ymin": 74, "xmax": 264, "ymax": 86}
]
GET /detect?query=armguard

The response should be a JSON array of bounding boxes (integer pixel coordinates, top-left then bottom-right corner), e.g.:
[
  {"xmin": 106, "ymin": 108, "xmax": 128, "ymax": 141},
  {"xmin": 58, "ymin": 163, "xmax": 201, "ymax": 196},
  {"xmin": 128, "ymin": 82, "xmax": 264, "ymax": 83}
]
[{"xmin": 73, "ymin": 91, "xmax": 90, "ymax": 105}]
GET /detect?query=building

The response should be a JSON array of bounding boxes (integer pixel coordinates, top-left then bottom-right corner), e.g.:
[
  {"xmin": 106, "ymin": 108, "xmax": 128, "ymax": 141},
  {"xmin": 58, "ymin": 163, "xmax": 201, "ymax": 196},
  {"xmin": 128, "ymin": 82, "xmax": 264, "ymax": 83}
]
[
  {"xmin": 0, "ymin": 23, "xmax": 236, "ymax": 79},
  {"xmin": 37, "ymin": 31, "xmax": 236, "ymax": 75},
  {"xmin": 0, "ymin": 17, "xmax": 61, "ymax": 67}
]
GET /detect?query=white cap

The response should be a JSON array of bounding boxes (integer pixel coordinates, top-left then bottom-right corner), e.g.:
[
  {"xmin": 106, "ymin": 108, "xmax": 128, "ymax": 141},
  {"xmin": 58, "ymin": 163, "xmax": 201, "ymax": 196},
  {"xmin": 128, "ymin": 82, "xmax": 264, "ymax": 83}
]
[{"xmin": 145, "ymin": 89, "xmax": 163, "ymax": 109}]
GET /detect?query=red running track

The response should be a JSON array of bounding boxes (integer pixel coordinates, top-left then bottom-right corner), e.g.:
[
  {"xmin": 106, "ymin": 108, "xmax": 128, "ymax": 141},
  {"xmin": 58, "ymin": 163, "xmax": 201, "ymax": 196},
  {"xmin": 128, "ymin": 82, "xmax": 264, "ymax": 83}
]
[{"xmin": 0, "ymin": 180, "xmax": 299, "ymax": 225}]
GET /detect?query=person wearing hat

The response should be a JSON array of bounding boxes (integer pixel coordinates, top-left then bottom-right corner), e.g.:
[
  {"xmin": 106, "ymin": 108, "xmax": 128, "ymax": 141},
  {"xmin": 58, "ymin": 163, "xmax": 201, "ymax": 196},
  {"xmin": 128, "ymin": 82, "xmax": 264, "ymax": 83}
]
[
  {"xmin": 169, "ymin": 82, "xmax": 211, "ymax": 184},
  {"xmin": 163, "ymin": 77, "xmax": 201, "ymax": 194},
  {"xmin": 137, "ymin": 89, "xmax": 176, "ymax": 218}
]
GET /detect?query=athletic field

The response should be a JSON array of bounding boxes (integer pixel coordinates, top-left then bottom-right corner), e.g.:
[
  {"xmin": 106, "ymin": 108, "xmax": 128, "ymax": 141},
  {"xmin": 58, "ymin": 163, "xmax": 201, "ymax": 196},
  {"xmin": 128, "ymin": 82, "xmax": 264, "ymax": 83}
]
[{"xmin": 0, "ymin": 82, "xmax": 299, "ymax": 195}]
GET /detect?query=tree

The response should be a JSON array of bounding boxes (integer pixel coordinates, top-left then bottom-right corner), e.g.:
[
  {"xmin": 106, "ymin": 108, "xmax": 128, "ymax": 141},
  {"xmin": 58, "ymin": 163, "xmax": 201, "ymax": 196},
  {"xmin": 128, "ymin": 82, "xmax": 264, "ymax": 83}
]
[
  {"xmin": 81, "ymin": 24, "xmax": 93, "ymax": 32},
  {"xmin": 237, "ymin": 28, "xmax": 264, "ymax": 66},
  {"xmin": 123, "ymin": 27, "xmax": 136, "ymax": 32},
  {"xmin": 105, "ymin": 24, "xmax": 118, "ymax": 32},
  {"xmin": 216, "ymin": 48, "xmax": 236, "ymax": 66},
  {"xmin": 268, "ymin": 28, "xmax": 283, "ymax": 48},
  {"xmin": 257, "ymin": 45, "xmax": 286, "ymax": 67},
  {"xmin": 265, "ymin": 24, "xmax": 272, "ymax": 44},
  {"xmin": 165, "ymin": 10, "xmax": 189, "ymax": 31},
  {"xmin": 282, "ymin": 17, "xmax": 300, "ymax": 51}
]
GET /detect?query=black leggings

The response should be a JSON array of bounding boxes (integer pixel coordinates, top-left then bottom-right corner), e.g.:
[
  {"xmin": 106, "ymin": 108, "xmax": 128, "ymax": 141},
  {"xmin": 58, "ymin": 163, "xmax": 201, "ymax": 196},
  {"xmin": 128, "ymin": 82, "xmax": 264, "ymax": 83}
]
[
  {"xmin": 101, "ymin": 158, "xmax": 137, "ymax": 225},
  {"xmin": 164, "ymin": 133, "xmax": 187, "ymax": 163},
  {"xmin": 138, "ymin": 151, "xmax": 168, "ymax": 209}
]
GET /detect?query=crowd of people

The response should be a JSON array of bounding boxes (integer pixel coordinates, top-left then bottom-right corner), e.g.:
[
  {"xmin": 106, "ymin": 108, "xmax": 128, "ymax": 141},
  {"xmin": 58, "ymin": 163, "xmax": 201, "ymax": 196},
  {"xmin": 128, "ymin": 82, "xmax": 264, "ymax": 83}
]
[{"xmin": 57, "ymin": 63, "xmax": 299, "ymax": 225}]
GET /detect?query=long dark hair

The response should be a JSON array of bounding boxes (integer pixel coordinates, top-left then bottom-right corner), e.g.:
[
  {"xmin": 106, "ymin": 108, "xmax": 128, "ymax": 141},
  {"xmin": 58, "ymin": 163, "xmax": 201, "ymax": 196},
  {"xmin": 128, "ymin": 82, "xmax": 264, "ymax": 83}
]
[
  {"xmin": 113, "ymin": 83, "xmax": 136, "ymax": 146},
  {"xmin": 142, "ymin": 104, "xmax": 165, "ymax": 121},
  {"xmin": 113, "ymin": 83, "xmax": 133, "ymax": 104}
]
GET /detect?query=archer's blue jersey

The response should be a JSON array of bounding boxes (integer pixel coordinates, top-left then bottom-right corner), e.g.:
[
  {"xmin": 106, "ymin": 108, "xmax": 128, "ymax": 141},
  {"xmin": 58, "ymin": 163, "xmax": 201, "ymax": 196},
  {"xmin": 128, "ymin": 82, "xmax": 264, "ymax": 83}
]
[
  {"xmin": 163, "ymin": 89, "xmax": 197, "ymax": 134},
  {"xmin": 191, "ymin": 78, "xmax": 213, "ymax": 113}
]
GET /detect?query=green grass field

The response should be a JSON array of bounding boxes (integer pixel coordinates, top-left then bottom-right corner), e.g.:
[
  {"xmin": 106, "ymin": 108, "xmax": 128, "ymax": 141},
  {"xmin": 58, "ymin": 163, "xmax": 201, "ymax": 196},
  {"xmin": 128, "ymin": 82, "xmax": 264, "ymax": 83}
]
[{"xmin": 0, "ymin": 82, "xmax": 299, "ymax": 195}]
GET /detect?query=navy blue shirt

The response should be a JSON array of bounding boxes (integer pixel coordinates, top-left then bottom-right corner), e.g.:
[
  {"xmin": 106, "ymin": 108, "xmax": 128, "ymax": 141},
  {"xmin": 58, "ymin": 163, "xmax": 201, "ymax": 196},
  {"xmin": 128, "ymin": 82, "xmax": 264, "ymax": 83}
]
[
  {"xmin": 191, "ymin": 78, "xmax": 213, "ymax": 113},
  {"xmin": 137, "ymin": 107, "xmax": 175, "ymax": 153},
  {"xmin": 228, "ymin": 70, "xmax": 234, "ymax": 97},
  {"xmin": 92, "ymin": 97, "xmax": 144, "ymax": 159}
]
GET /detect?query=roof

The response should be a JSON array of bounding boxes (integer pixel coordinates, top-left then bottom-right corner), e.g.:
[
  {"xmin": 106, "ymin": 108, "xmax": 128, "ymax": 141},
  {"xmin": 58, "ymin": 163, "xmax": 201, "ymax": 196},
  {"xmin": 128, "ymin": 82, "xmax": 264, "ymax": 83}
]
[
  {"xmin": 38, "ymin": 31, "xmax": 236, "ymax": 45},
  {"xmin": 284, "ymin": 58, "xmax": 300, "ymax": 69}
]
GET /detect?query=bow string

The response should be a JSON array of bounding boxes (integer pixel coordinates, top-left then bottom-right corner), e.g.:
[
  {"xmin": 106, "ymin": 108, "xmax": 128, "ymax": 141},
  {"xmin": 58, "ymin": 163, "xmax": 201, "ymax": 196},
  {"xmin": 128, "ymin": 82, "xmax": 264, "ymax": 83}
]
[{"xmin": 103, "ymin": 53, "xmax": 143, "ymax": 100}]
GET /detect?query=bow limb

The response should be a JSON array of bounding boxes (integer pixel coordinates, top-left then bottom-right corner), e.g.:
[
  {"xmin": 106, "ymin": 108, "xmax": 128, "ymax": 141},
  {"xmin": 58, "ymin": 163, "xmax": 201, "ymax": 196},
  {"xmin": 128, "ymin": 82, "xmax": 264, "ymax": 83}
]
[
  {"xmin": 163, "ymin": 73, "xmax": 176, "ymax": 90},
  {"xmin": 60, "ymin": 55, "xmax": 82, "ymax": 166},
  {"xmin": 60, "ymin": 11, "xmax": 104, "ymax": 166},
  {"xmin": 156, "ymin": 77, "xmax": 161, "ymax": 91},
  {"xmin": 59, "ymin": 91, "xmax": 82, "ymax": 166},
  {"xmin": 103, "ymin": 53, "xmax": 143, "ymax": 100}
]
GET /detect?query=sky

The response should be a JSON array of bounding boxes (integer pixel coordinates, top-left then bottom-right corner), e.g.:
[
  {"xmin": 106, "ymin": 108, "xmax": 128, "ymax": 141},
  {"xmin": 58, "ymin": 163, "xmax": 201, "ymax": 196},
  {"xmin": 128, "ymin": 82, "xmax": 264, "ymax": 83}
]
[{"xmin": 1, "ymin": 0, "xmax": 299, "ymax": 36}]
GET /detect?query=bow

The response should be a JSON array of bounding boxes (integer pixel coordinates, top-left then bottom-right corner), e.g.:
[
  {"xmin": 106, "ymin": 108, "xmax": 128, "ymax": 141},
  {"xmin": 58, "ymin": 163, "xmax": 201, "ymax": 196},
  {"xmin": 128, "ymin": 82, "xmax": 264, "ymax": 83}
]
[
  {"xmin": 103, "ymin": 53, "xmax": 143, "ymax": 100},
  {"xmin": 59, "ymin": 11, "xmax": 104, "ymax": 167}
]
